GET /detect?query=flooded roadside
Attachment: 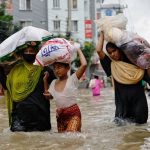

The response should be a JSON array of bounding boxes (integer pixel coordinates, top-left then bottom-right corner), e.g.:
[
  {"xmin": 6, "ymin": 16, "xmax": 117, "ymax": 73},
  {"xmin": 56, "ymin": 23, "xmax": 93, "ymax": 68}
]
[{"xmin": 0, "ymin": 88, "xmax": 150, "ymax": 150}]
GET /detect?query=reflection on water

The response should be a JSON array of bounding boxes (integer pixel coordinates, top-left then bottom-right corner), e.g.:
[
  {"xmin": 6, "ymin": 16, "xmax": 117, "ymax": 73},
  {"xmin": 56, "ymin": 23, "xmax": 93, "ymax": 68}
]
[
  {"xmin": 118, "ymin": 129, "xmax": 150, "ymax": 150},
  {"xmin": 0, "ymin": 88, "xmax": 150, "ymax": 150}
]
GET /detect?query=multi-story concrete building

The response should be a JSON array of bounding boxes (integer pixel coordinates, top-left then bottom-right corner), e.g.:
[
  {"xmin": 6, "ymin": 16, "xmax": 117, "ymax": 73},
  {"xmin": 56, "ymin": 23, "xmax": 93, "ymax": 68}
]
[
  {"xmin": 12, "ymin": 0, "xmax": 93, "ymax": 44},
  {"xmin": 47, "ymin": 0, "xmax": 92, "ymax": 44},
  {"xmin": 12, "ymin": 0, "xmax": 48, "ymax": 29},
  {"xmin": 12, "ymin": 0, "xmax": 125, "ymax": 44},
  {"xmin": 97, "ymin": 2, "xmax": 125, "ymax": 18}
]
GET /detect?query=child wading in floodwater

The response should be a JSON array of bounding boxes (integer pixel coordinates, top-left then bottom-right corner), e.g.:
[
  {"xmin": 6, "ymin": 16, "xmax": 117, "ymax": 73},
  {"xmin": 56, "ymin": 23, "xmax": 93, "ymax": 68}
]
[{"xmin": 44, "ymin": 48, "xmax": 87, "ymax": 133}]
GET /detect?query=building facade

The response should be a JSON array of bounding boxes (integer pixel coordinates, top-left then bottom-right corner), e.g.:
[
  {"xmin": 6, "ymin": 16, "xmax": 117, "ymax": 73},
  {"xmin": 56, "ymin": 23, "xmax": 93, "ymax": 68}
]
[
  {"xmin": 47, "ymin": 0, "xmax": 92, "ymax": 44},
  {"xmin": 12, "ymin": 0, "xmax": 48, "ymax": 29}
]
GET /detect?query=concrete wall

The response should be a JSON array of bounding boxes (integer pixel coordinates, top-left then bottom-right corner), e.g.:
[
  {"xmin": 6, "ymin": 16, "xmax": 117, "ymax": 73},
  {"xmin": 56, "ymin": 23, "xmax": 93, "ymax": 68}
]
[{"xmin": 12, "ymin": 0, "xmax": 48, "ymax": 30}]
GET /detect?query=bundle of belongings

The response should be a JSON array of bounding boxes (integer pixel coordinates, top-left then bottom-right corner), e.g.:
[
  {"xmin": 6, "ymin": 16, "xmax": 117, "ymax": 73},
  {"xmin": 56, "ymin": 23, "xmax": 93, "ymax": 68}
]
[
  {"xmin": 34, "ymin": 38, "xmax": 77, "ymax": 66},
  {"xmin": 0, "ymin": 26, "xmax": 51, "ymax": 74},
  {"xmin": 95, "ymin": 13, "xmax": 150, "ymax": 69}
]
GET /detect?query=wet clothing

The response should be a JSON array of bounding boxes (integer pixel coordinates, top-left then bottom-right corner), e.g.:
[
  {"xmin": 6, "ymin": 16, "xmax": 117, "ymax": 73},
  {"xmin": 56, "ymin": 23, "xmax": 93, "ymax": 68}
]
[
  {"xmin": 100, "ymin": 55, "xmax": 149, "ymax": 124},
  {"xmin": 0, "ymin": 62, "xmax": 56, "ymax": 131},
  {"xmin": 56, "ymin": 104, "xmax": 81, "ymax": 132},
  {"xmin": 6, "ymin": 61, "xmax": 42, "ymax": 124},
  {"xmin": 49, "ymin": 73, "xmax": 82, "ymax": 132},
  {"xmin": 49, "ymin": 73, "xmax": 79, "ymax": 109},
  {"xmin": 89, "ymin": 79, "xmax": 102, "ymax": 96}
]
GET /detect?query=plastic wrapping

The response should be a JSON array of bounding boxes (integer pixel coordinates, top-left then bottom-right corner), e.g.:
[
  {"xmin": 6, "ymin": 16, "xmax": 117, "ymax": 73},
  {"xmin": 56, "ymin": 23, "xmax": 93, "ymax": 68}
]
[
  {"xmin": 96, "ymin": 14, "xmax": 150, "ymax": 69},
  {"xmin": 0, "ymin": 26, "xmax": 51, "ymax": 59},
  {"xmin": 95, "ymin": 13, "xmax": 127, "ymax": 31},
  {"xmin": 34, "ymin": 38, "xmax": 76, "ymax": 66},
  {"xmin": 95, "ymin": 14, "xmax": 128, "ymax": 45},
  {"xmin": 120, "ymin": 36, "xmax": 150, "ymax": 69}
]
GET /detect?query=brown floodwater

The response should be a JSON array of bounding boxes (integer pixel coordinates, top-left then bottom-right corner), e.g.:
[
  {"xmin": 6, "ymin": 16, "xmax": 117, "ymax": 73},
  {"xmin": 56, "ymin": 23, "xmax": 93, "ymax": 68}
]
[{"xmin": 0, "ymin": 87, "xmax": 150, "ymax": 150}]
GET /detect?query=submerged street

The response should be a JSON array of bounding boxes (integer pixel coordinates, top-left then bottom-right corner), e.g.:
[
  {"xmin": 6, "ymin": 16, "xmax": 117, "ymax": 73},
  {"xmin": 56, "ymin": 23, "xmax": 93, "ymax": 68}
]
[{"xmin": 1, "ymin": 87, "xmax": 150, "ymax": 150}]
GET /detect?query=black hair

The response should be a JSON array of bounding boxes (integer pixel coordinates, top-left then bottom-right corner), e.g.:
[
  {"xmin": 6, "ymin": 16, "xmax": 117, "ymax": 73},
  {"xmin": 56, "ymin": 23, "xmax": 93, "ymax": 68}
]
[
  {"xmin": 106, "ymin": 42, "xmax": 119, "ymax": 51},
  {"xmin": 53, "ymin": 62, "xmax": 70, "ymax": 68},
  {"xmin": 106, "ymin": 42, "xmax": 130, "ymax": 62},
  {"xmin": 61, "ymin": 63, "xmax": 70, "ymax": 68},
  {"xmin": 94, "ymin": 75, "xmax": 99, "ymax": 79}
]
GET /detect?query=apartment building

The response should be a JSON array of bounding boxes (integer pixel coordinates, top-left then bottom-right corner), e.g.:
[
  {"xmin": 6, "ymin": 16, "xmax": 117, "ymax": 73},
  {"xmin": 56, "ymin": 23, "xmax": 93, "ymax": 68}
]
[
  {"xmin": 12, "ymin": 0, "xmax": 48, "ymax": 29},
  {"xmin": 47, "ymin": 0, "xmax": 92, "ymax": 44},
  {"xmin": 12, "ymin": 0, "xmax": 124, "ymax": 44}
]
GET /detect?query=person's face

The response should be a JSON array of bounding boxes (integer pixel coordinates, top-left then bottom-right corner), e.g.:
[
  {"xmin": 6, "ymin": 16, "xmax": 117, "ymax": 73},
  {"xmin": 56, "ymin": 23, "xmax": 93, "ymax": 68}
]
[
  {"xmin": 107, "ymin": 47, "xmax": 121, "ymax": 61},
  {"xmin": 24, "ymin": 47, "xmax": 37, "ymax": 54},
  {"xmin": 23, "ymin": 47, "xmax": 37, "ymax": 63},
  {"xmin": 70, "ymin": 39, "xmax": 74, "ymax": 45},
  {"xmin": 53, "ymin": 63, "xmax": 69, "ymax": 78}
]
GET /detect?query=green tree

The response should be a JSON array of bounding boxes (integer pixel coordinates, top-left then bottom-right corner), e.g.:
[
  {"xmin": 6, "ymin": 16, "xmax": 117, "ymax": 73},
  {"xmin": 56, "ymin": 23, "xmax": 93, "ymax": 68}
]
[
  {"xmin": 0, "ymin": 2, "xmax": 13, "ymax": 42},
  {"xmin": 74, "ymin": 42, "xmax": 95, "ymax": 67}
]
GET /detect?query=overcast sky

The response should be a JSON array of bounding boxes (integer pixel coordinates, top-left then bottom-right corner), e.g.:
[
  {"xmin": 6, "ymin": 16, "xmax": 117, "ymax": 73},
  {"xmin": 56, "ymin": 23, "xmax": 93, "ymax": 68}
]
[{"xmin": 103, "ymin": 0, "xmax": 150, "ymax": 42}]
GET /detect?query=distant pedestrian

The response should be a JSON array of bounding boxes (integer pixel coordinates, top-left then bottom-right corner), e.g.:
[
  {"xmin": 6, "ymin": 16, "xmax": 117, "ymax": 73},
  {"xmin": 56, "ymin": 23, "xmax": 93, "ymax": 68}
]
[{"xmin": 89, "ymin": 75, "xmax": 103, "ymax": 96}]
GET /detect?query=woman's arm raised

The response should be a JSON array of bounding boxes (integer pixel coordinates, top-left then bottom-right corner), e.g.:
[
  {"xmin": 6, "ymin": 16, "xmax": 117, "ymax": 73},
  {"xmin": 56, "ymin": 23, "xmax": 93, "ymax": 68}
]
[{"xmin": 96, "ymin": 31, "xmax": 105, "ymax": 59}]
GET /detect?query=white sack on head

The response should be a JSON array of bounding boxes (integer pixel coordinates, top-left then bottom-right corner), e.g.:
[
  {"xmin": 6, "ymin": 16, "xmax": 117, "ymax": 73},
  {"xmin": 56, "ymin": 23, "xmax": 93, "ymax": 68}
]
[
  {"xmin": 96, "ymin": 14, "xmax": 150, "ymax": 69},
  {"xmin": 95, "ymin": 14, "xmax": 128, "ymax": 45},
  {"xmin": 95, "ymin": 13, "xmax": 127, "ymax": 32},
  {"xmin": 104, "ymin": 27, "xmax": 124, "ymax": 45},
  {"xmin": 34, "ymin": 38, "xmax": 76, "ymax": 66},
  {"xmin": 0, "ymin": 26, "xmax": 51, "ymax": 58}
]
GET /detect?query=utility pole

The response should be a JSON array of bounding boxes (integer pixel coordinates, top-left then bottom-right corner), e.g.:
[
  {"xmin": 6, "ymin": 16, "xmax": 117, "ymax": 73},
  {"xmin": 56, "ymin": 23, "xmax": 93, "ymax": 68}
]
[
  {"xmin": 90, "ymin": 0, "xmax": 96, "ymax": 44},
  {"xmin": 67, "ymin": 0, "xmax": 72, "ymax": 38}
]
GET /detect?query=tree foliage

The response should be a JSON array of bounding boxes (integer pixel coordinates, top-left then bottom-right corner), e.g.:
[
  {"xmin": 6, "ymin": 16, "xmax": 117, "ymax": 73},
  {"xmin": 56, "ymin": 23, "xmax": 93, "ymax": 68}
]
[
  {"xmin": 0, "ymin": 2, "xmax": 21, "ymax": 43},
  {"xmin": 0, "ymin": 2, "xmax": 12, "ymax": 42},
  {"xmin": 74, "ymin": 42, "xmax": 95, "ymax": 67}
]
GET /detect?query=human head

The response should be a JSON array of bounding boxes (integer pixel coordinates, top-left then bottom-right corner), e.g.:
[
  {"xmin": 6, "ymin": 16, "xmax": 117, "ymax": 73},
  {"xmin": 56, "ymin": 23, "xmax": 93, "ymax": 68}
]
[
  {"xmin": 94, "ymin": 75, "xmax": 99, "ymax": 79},
  {"xmin": 23, "ymin": 46, "xmax": 37, "ymax": 63},
  {"xmin": 70, "ymin": 38, "xmax": 75, "ymax": 45},
  {"xmin": 106, "ymin": 42, "xmax": 122, "ymax": 61},
  {"xmin": 53, "ymin": 62, "xmax": 70, "ymax": 78}
]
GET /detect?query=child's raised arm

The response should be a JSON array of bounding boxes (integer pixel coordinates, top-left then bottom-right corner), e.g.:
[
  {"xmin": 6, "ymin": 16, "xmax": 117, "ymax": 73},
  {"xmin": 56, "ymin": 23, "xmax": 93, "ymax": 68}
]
[{"xmin": 76, "ymin": 48, "xmax": 87, "ymax": 79}]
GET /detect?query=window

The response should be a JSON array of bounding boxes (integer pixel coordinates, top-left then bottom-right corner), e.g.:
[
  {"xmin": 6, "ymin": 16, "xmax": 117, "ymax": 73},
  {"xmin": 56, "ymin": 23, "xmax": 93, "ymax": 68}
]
[
  {"xmin": 19, "ymin": 0, "xmax": 31, "ymax": 10},
  {"xmin": 72, "ymin": 0, "xmax": 77, "ymax": 9},
  {"xmin": 72, "ymin": 21, "xmax": 78, "ymax": 32},
  {"xmin": 105, "ymin": 9, "xmax": 112, "ymax": 16},
  {"xmin": 20, "ymin": 21, "xmax": 32, "ymax": 27},
  {"xmin": 53, "ymin": 0, "xmax": 60, "ymax": 8},
  {"xmin": 53, "ymin": 20, "xmax": 60, "ymax": 31}
]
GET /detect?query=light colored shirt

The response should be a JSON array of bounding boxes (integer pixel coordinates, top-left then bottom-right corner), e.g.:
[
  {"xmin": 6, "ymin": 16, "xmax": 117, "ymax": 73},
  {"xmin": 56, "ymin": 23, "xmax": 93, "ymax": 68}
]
[
  {"xmin": 91, "ymin": 79, "xmax": 103, "ymax": 96},
  {"xmin": 49, "ymin": 73, "xmax": 79, "ymax": 109}
]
